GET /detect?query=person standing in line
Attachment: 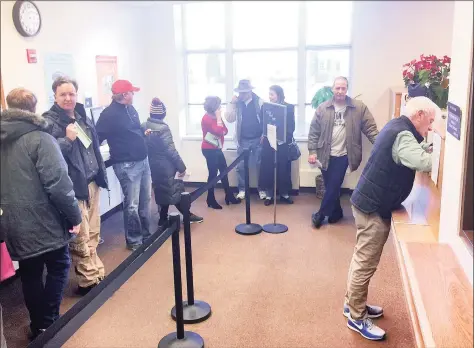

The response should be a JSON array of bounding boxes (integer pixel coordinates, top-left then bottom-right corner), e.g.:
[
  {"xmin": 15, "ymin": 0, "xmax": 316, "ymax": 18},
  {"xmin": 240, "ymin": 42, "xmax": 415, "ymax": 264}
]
[
  {"xmin": 142, "ymin": 98, "xmax": 203, "ymax": 230},
  {"xmin": 224, "ymin": 79, "xmax": 266, "ymax": 201},
  {"xmin": 308, "ymin": 76, "xmax": 379, "ymax": 229},
  {"xmin": 1, "ymin": 88, "xmax": 81, "ymax": 340},
  {"xmin": 95, "ymin": 80, "xmax": 151, "ymax": 251},
  {"xmin": 259, "ymin": 85, "xmax": 295, "ymax": 206},
  {"xmin": 343, "ymin": 96, "xmax": 437, "ymax": 340},
  {"xmin": 43, "ymin": 77, "xmax": 108, "ymax": 295},
  {"xmin": 201, "ymin": 96, "xmax": 241, "ymax": 209}
]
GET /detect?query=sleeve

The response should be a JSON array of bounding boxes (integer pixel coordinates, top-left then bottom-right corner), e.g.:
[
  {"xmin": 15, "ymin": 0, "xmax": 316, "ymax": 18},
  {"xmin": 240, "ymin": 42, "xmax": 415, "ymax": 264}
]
[
  {"xmin": 95, "ymin": 111, "xmax": 108, "ymax": 144},
  {"xmin": 307, "ymin": 108, "xmax": 321, "ymax": 155},
  {"xmin": 224, "ymin": 102, "xmax": 237, "ymax": 123},
  {"xmin": 35, "ymin": 133, "xmax": 82, "ymax": 226},
  {"xmin": 43, "ymin": 114, "xmax": 73, "ymax": 155},
  {"xmin": 162, "ymin": 126, "xmax": 187, "ymax": 173},
  {"xmin": 360, "ymin": 103, "xmax": 379, "ymax": 144},
  {"xmin": 203, "ymin": 115, "xmax": 228, "ymax": 137},
  {"xmin": 392, "ymin": 131, "xmax": 432, "ymax": 172}
]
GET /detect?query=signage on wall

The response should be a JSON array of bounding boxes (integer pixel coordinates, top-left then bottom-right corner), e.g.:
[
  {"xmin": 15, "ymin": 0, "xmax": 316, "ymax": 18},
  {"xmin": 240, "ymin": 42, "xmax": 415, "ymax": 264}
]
[
  {"xmin": 26, "ymin": 49, "xmax": 37, "ymax": 63},
  {"xmin": 447, "ymin": 101, "xmax": 462, "ymax": 140}
]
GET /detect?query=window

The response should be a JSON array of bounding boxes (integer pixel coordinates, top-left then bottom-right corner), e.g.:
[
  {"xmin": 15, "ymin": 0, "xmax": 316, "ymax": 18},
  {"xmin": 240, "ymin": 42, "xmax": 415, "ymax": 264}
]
[{"xmin": 177, "ymin": 1, "xmax": 352, "ymax": 138}]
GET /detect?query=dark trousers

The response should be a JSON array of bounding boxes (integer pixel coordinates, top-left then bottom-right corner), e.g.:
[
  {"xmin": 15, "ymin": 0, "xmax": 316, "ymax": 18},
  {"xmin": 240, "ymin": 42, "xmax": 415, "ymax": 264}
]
[
  {"xmin": 18, "ymin": 245, "xmax": 70, "ymax": 331},
  {"xmin": 259, "ymin": 140, "xmax": 291, "ymax": 197},
  {"xmin": 202, "ymin": 149, "xmax": 232, "ymax": 202},
  {"xmin": 159, "ymin": 204, "xmax": 183, "ymax": 222},
  {"xmin": 319, "ymin": 155, "xmax": 349, "ymax": 217}
]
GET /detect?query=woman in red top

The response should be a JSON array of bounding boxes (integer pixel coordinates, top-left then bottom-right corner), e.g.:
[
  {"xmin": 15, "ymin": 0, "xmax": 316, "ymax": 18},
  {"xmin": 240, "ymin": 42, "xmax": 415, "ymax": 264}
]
[{"xmin": 201, "ymin": 96, "xmax": 241, "ymax": 209}]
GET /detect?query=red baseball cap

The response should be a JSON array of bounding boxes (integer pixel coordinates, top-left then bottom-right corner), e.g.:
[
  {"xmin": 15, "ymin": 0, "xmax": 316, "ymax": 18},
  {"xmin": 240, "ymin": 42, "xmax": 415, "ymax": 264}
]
[{"xmin": 111, "ymin": 80, "xmax": 140, "ymax": 94}]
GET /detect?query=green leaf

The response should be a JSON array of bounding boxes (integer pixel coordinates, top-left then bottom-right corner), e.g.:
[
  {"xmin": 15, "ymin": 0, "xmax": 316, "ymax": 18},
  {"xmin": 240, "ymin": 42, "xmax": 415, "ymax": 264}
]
[{"xmin": 418, "ymin": 69, "xmax": 430, "ymax": 84}]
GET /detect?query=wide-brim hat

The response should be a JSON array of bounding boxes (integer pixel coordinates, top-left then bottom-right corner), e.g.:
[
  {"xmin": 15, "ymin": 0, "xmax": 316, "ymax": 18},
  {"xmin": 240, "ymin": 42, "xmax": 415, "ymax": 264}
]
[{"xmin": 234, "ymin": 79, "xmax": 255, "ymax": 93}]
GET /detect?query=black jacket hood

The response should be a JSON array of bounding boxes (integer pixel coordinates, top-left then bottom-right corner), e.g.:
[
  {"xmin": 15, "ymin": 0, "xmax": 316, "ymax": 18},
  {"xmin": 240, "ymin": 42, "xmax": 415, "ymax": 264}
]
[{"xmin": 0, "ymin": 108, "xmax": 47, "ymax": 144}]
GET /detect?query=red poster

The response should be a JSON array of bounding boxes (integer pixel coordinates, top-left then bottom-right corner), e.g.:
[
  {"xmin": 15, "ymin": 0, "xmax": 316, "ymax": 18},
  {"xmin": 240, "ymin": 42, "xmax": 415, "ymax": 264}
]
[{"xmin": 95, "ymin": 56, "xmax": 118, "ymax": 107}]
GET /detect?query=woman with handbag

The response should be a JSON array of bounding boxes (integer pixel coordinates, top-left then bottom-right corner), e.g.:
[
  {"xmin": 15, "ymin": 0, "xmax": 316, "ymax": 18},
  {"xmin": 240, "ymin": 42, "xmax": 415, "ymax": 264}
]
[
  {"xmin": 201, "ymin": 96, "xmax": 241, "ymax": 209},
  {"xmin": 259, "ymin": 85, "xmax": 298, "ymax": 206}
]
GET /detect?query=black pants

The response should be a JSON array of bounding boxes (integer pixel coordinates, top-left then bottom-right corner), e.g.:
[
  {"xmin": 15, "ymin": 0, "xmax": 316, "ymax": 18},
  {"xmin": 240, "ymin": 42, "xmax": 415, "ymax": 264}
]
[
  {"xmin": 202, "ymin": 149, "xmax": 232, "ymax": 202},
  {"xmin": 319, "ymin": 155, "xmax": 349, "ymax": 217},
  {"xmin": 159, "ymin": 204, "xmax": 183, "ymax": 222},
  {"xmin": 18, "ymin": 245, "xmax": 70, "ymax": 332},
  {"xmin": 259, "ymin": 140, "xmax": 291, "ymax": 197}
]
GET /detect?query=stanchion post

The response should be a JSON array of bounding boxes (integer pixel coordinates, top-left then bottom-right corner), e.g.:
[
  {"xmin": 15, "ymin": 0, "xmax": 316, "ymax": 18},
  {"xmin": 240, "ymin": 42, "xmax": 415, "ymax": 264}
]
[
  {"xmin": 235, "ymin": 148, "xmax": 262, "ymax": 235},
  {"xmin": 171, "ymin": 193, "xmax": 211, "ymax": 324},
  {"xmin": 158, "ymin": 213, "xmax": 204, "ymax": 348},
  {"xmin": 244, "ymin": 148, "xmax": 252, "ymax": 225}
]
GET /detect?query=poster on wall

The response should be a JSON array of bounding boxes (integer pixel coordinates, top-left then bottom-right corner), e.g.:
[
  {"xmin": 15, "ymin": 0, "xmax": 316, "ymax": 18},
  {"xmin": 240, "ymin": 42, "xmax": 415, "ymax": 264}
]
[
  {"xmin": 43, "ymin": 53, "xmax": 76, "ymax": 108},
  {"xmin": 96, "ymin": 56, "xmax": 118, "ymax": 107}
]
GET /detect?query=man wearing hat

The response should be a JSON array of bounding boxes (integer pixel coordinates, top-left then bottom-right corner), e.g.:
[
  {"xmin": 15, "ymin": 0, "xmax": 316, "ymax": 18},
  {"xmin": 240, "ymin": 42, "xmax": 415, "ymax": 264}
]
[
  {"xmin": 224, "ymin": 79, "xmax": 266, "ymax": 200},
  {"xmin": 96, "ymin": 80, "xmax": 151, "ymax": 251}
]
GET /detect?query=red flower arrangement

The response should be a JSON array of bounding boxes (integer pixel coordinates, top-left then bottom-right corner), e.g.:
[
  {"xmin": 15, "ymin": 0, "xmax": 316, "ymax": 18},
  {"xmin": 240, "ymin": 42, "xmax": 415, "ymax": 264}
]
[{"xmin": 402, "ymin": 54, "xmax": 451, "ymax": 108}]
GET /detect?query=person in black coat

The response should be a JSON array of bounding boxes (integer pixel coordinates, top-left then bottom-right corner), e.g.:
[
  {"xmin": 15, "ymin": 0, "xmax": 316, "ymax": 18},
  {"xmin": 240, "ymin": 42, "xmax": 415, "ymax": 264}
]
[
  {"xmin": 259, "ymin": 85, "xmax": 295, "ymax": 206},
  {"xmin": 43, "ymin": 77, "xmax": 108, "ymax": 296},
  {"xmin": 1, "ymin": 88, "xmax": 82, "ymax": 339},
  {"xmin": 142, "ymin": 98, "xmax": 203, "ymax": 230}
]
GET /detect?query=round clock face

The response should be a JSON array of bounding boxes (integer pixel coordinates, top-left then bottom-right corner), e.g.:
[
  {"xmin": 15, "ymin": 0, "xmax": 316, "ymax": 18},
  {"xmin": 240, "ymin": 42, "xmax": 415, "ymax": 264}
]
[{"xmin": 18, "ymin": 1, "xmax": 41, "ymax": 36}]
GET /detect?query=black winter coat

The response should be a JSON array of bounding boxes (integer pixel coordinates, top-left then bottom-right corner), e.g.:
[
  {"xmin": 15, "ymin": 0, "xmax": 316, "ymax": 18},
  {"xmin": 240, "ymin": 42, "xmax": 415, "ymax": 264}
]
[
  {"xmin": 142, "ymin": 118, "xmax": 186, "ymax": 206},
  {"xmin": 0, "ymin": 109, "xmax": 82, "ymax": 260},
  {"xmin": 43, "ymin": 103, "xmax": 108, "ymax": 201}
]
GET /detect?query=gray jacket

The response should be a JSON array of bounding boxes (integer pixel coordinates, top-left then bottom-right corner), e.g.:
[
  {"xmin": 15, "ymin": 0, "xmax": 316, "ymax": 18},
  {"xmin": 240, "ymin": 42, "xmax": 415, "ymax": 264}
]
[
  {"xmin": 0, "ymin": 109, "xmax": 82, "ymax": 260},
  {"xmin": 224, "ymin": 93, "xmax": 264, "ymax": 145},
  {"xmin": 308, "ymin": 97, "xmax": 379, "ymax": 172}
]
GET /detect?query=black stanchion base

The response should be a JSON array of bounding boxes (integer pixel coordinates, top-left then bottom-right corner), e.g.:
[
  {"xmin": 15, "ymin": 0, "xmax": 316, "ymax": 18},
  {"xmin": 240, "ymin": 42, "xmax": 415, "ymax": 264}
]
[
  {"xmin": 235, "ymin": 223, "xmax": 262, "ymax": 235},
  {"xmin": 171, "ymin": 300, "xmax": 212, "ymax": 324},
  {"xmin": 158, "ymin": 331, "xmax": 204, "ymax": 348},
  {"xmin": 262, "ymin": 223, "xmax": 288, "ymax": 234}
]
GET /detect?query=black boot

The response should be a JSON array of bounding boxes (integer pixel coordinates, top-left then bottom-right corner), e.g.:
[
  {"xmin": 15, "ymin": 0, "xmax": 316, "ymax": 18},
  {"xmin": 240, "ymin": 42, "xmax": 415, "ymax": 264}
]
[
  {"xmin": 225, "ymin": 192, "xmax": 241, "ymax": 205},
  {"xmin": 207, "ymin": 190, "xmax": 222, "ymax": 209}
]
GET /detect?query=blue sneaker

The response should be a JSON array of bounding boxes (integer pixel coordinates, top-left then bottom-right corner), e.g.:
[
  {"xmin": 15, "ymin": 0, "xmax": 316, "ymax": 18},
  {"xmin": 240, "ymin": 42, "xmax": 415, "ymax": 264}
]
[
  {"xmin": 343, "ymin": 303, "xmax": 383, "ymax": 319},
  {"xmin": 347, "ymin": 317, "xmax": 386, "ymax": 340}
]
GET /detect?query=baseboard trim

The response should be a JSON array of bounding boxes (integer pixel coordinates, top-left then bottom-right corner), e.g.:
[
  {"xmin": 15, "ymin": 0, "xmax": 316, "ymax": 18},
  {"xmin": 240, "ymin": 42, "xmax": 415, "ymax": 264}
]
[
  {"xmin": 183, "ymin": 182, "xmax": 353, "ymax": 197},
  {"xmin": 101, "ymin": 203, "xmax": 123, "ymax": 222}
]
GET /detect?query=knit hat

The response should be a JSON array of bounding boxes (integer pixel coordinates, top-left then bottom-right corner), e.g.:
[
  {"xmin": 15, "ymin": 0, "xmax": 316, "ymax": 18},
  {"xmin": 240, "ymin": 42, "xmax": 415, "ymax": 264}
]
[{"xmin": 150, "ymin": 97, "xmax": 166, "ymax": 117}]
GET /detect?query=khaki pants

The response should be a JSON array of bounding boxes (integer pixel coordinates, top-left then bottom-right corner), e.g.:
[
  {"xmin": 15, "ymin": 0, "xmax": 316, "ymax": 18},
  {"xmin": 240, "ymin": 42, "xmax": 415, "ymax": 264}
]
[
  {"xmin": 345, "ymin": 206, "xmax": 390, "ymax": 320},
  {"xmin": 70, "ymin": 182, "xmax": 105, "ymax": 288}
]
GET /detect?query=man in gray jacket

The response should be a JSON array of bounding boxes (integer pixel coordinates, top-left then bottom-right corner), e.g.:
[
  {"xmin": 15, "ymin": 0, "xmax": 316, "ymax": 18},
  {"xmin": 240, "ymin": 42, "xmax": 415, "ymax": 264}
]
[
  {"xmin": 308, "ymin": 77, "xmax": 379, "ymax": 228},
  {"xmin": 0, "ymin": 88, "xmax": 81, "ymax": 340}
]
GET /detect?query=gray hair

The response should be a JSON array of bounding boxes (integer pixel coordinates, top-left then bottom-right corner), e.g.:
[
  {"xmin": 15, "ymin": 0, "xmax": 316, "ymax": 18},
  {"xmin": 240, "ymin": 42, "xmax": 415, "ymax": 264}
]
[
  {"xmin": 52, "ymin": 76, "xmax": 78, "ymax": 93},
  {"xmin": 112, "ymin": 93, "xmax": 125, "ymax": 102},
  {"xmin": 405, "ymin": 96, "xmax": 440, "ymax": 118},
  {"xmin": 333, "ymin": 76, "xmax": 349, "ymax": 87}
]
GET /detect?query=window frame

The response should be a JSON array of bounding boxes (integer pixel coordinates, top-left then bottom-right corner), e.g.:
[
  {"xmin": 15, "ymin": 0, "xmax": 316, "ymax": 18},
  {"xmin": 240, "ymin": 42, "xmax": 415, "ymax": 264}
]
[{"xmin": 178, "ymin": 1, "xmax": 353, "ymax": 140}]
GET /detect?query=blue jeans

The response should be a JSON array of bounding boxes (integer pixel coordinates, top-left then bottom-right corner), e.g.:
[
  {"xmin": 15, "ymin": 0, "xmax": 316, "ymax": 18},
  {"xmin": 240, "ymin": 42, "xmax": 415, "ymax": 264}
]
[
  {"xmin": 18, "ymin": 245, "xmax": 70, "ymax": 331},
  {"xmin": 113, "ymin": 158, "xmax": 152, "ymax": 247},
  {"xmin": 319, "ymin": 155, "xmax": 349, "ymax": 217},
  {"xmin": 236, "ymin": 137, "xmax": 263, "ymax": 192}
]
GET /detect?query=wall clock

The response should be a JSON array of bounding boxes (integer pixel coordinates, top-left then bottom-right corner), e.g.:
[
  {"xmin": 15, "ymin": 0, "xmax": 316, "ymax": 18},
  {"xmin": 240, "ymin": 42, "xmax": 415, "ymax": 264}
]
[{"xmin": 12, "ymin": 1, "xmax": 41, "ymax": 37}]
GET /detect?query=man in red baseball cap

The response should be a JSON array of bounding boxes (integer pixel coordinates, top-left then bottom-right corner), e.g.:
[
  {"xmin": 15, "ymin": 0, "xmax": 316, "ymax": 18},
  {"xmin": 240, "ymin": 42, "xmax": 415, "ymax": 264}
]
[{"xmin": 96, "ymin": 79, "xmax": 152, "ymax": 251}]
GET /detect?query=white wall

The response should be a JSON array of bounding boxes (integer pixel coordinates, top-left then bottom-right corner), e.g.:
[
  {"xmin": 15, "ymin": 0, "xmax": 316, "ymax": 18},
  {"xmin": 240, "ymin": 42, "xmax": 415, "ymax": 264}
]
[
  {"xmin": 0, "ymin": 1, "xmax": 148, "ymax": 118},
  {"xmin": 439, "ymin": 1, "xmax": 474, "ymax": 284},
  {"xmin": 139, "ymin": 1, "xmax": 455, "ymax": 187}
]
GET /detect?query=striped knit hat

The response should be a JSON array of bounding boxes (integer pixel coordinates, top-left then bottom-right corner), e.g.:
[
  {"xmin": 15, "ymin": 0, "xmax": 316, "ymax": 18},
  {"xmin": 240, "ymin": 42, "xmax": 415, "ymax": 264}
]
[{"xmin": 150, "ymin": 97, "xmax": 166, "ymax": 117}]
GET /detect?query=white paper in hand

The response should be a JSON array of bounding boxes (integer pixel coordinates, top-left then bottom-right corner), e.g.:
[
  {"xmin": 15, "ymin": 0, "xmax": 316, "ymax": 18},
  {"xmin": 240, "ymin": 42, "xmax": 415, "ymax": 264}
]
[
  {"xmin": 175, "ymin": 172, "xmax": 191, "ymax": 181},
  {"xmin": 267, "ymin": 124, "xmax": 277, "ymax": 150},
  {"xmin": 74, "ymin": 122, "xmax": 92, "ymax": 149}
]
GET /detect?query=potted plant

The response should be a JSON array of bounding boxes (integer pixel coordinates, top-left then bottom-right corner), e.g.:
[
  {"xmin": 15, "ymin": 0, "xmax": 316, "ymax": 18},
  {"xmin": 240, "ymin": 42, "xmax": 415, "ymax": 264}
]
[{"xmin": 402, "ymin": 54, "xmax": 451, "ymax": 109}]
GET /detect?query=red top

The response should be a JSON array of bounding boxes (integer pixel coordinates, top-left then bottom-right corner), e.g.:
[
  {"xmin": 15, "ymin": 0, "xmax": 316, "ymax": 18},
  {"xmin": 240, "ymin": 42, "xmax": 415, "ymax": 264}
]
[{"xmin": 201, "ymin": 113, "xmax": 228, "ymax": 149}]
